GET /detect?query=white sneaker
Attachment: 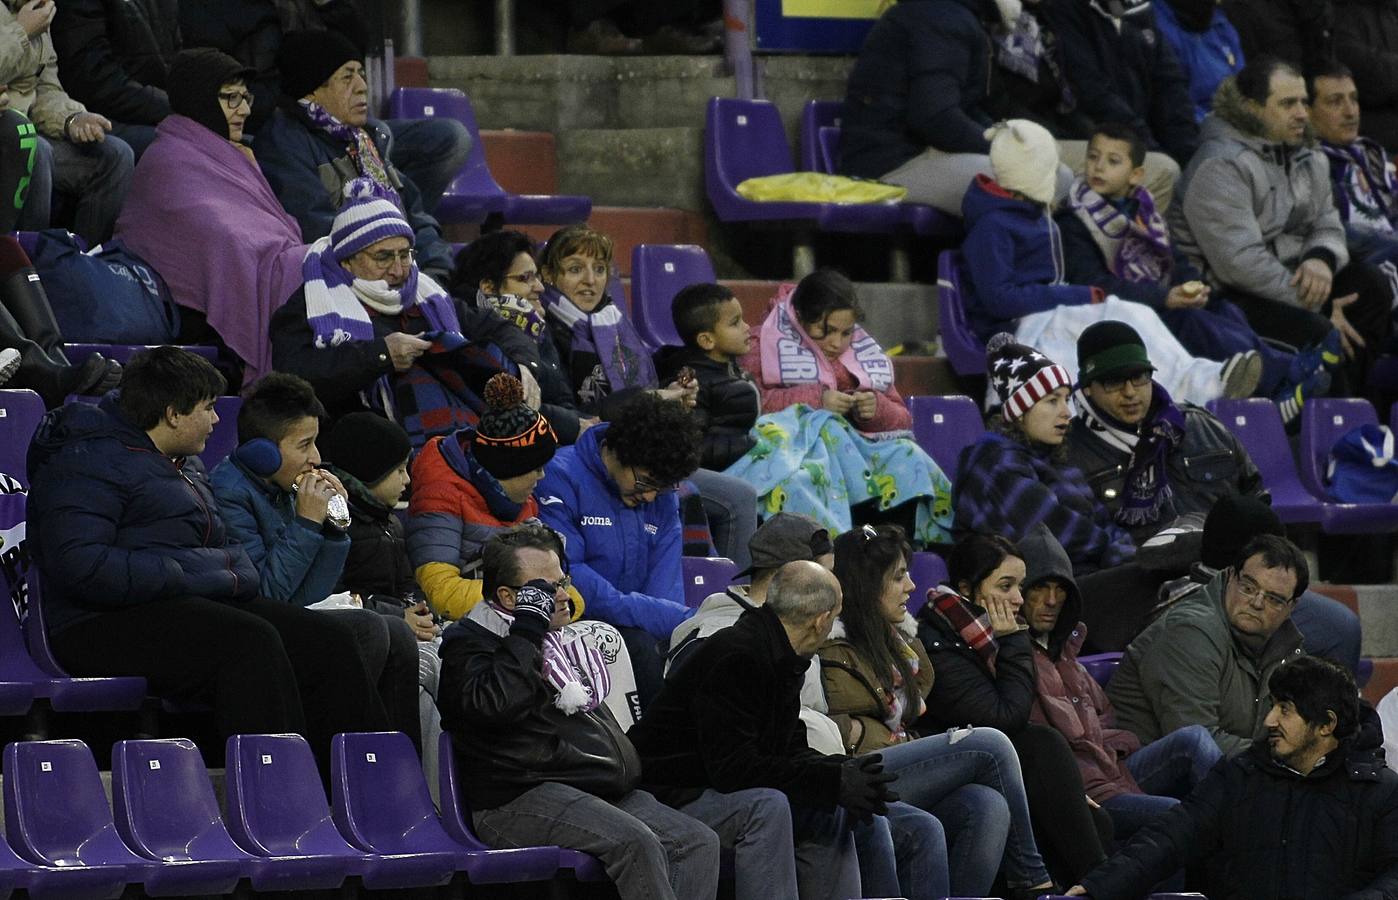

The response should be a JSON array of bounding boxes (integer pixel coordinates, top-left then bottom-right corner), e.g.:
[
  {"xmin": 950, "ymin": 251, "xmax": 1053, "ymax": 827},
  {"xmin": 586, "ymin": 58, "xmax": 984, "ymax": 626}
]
[{"xmin": 1220, "ymin": 350, "xmax": 1262, "ymax": 399}]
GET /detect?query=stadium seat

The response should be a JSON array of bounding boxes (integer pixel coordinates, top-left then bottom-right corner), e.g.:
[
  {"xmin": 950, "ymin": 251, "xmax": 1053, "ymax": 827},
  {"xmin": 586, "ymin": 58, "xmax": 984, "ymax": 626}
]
[
  {"xmin": 631, "ymin": 243, "xmax": 717, "ymax": 349},
  {"xmin": 434, "ymin": 731, "xmax": 589, "ymax": 883},
  {"xmin": 908, "ymin": 551, "xmax": 949, "ymax": 617},
  {"xmin": 909, "ymin": 394, "xmax": 985, "ymax": 482},
  {"xmin": 62, "ymin": 344, "xmax": 218, "ymax": 365},
  {"xmin": 3, "ymin": 740, "xmax": 153, "ymax": 898},
  {"xmin": 1298, "ymin": 398, "xmax": 1398, "ymax": 533},
  {"xmin": 936, "ymin": 251, "xmax": 988, "ymax": 377},
  {"xmin": 385, "ymin": 87, "xmax": 591, "ymax": 226},
  {"xmin": 109, "ymin": 739, "xmax": 253, "ymax": 896},
  {"xmin": 1205, "ymin": 399, "xmax": 1323, "ymax": 525},
  {"xmin": 1079, "ymin": 652, "xmax": 1124, "ymax": 687},
  {"xmin": 198, "ymin": 396, "xmax": 242, "ymax": 470},
  {"xmin": 0, "ymin": 389, "xmax": 44, "ymax": 487},
  {"xmin": 799, "ymin": 100, "xmax": 843, "ymax": 173},
  {"xmin": 223, "ymin": 733, "xmax": 363, "ymax": 892},
  {"xmin": 681, "ymin": 556, "xmax": 737, "ymax": 609}
]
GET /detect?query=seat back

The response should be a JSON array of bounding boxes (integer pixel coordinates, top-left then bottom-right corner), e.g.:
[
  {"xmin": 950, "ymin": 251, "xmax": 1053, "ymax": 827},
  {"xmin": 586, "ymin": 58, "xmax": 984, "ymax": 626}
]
[
  {"xmin": 936, "ymin": 251, "xmax": 987, "ymax": 377},
  {"xmin": 1300, "ymin": 397, "xmax": 1380, "ymax": 498},
  {"xmin": 331, "ymin": 731, "xmax": 456, "ymax": 854},
  {"xmin": 706, "ymin": 97, "xmax": 796, "ymax": 211},
  {"xmin": 908, "ymin": 394, "xmax": 985, "ymax": 483},
  {"xmin": 799, "ymin": 100, "xmax": 843, "ymax": 172},
  {"xmin": 224, "ymin": 733, "xmax": 357, "ymax": 857},
  {"xmin": 198, "ymin": 396, "xmax": 243, "ymax": 470},
  {"xmin": 112, "ymin": 738, "xmax": 253, "ymax": 865},
  {"xmin": 62, "ymin": 343, "xmax": 219, "ymax": 365},
  {"xmin": 816, "ymin": 126, "xmax": 841, "ymax": 175},
  {"xmin": 907, "ymin": 551, "xmax": 949, "ymax": 617},
  {"xmin": 22, "ymin": 570, "xmax": 73, "ymax": 677},
  {"xmin": 0, "ymin": 389, "xmax": 44, "ymax": 487},
  {"xmin": 436, "ymin": 731, "xmax": 492, "ymax": 850},
  {"xmin": 1078, "ymin": 652, "xmax": 1124, "ymax": 687},
  {"xmin": 630, "ymin": 244, "xmax": 717, "ymax": 349},
  {"xmin": 1205, "ymin": 399, "xmax": 1322, "ymax": 523},
  {"xmin": 384, "ymin": 87, "xmax": 503, "ymax": 200},
  {"xmin": 681, "ymin": 556, "xmax": 737, "ymax": 609}
]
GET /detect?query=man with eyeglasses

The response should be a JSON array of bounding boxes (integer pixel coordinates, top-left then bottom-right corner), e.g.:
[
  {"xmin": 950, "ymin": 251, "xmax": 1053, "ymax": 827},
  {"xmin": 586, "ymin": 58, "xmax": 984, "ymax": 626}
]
[{"xmin": 1106, "ymin": 533, "xmax": 1306, "ymax": 758}]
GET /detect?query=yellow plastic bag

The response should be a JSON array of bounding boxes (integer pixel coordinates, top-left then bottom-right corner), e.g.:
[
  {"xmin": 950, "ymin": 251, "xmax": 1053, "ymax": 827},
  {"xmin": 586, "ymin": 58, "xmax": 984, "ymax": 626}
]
[{"xmin": 735, "ymin": 172, "xmax": 908, "ymax": 204}]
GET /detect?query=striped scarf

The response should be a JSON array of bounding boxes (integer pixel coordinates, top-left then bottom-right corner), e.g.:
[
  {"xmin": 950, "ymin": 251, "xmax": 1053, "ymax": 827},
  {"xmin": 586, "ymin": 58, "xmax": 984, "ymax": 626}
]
[
  {"xmin": 466, "ymin": 600, "xmax": 610, "ymax": 714},
  {"xmin": 301, "ymin": 236, "xmax": 460, "ymax": 347},
  {"xmin": 298, "ymin": 99, "xmax": 392, "ymax": 189}
]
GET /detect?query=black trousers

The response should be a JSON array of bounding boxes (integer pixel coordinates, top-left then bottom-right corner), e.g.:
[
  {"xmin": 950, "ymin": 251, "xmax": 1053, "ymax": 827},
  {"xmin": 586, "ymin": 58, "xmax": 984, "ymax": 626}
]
[
  {"xmin": 1010, "ymin": 723, "xmax": 1112, "ymax": 887},
  {"xmin": 1077, "ymin": 562, "xmax": 1168, "ymax": 654},
  {"xmin": 51, "ymin": 596, "xmax": 388, "ymax": 776}
]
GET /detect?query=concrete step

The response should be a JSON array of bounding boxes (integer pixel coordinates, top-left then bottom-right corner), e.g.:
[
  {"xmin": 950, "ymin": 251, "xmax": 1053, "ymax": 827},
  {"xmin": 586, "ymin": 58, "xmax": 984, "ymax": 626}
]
[
  {"xmin": 558, "ymin": 127, "xmax": 706, "ymax": 211},
  {"xmin": 1355, "ymin": 584, "xmax": 1398, "ymax": 658},
  {"xmin": 480, "ymin": 129, "xmax": 561, "ymax": 195}
]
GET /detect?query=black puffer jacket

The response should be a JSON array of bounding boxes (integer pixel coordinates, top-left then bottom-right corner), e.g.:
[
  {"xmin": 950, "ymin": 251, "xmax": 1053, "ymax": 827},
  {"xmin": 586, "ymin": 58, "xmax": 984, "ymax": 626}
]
[
  {"xmin": 1333, "ymin": 0, "xmax": 1398, "ymax": 152},
  {"xmin": 326, "ymin": 465, "xmax": 415, "ymax": 602},
  {"xmin": 1080, "ymin": 706, "xmax": 1398, "ymax": 899},
  {"xmin": 1063, "ymin": 402, "xmax": 1264, "ymax": 546},
  {"xmin": 914, "ymin": 590, "xmax": 1037, "ymax": 735},
  {"xmin": 51, "ymin": 0, "xmax": 179, "ymax": 126},
  {"xmin": 655, "ymin": 346, "xmax": 759, "ymax": 471}
]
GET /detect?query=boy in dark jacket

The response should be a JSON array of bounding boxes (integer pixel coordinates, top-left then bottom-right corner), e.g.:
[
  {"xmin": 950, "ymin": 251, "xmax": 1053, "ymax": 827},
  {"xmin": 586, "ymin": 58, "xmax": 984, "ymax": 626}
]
[{"xmin": 656, "ymin": 282, "xmax": 761, "ymax": 472}]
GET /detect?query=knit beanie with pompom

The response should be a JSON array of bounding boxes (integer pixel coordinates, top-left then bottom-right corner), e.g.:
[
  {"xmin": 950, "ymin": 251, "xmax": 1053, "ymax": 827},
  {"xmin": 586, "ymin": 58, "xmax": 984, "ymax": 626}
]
[{"xmin": 470, "ymin": 373, "xmax": 559, "ymax": 479}]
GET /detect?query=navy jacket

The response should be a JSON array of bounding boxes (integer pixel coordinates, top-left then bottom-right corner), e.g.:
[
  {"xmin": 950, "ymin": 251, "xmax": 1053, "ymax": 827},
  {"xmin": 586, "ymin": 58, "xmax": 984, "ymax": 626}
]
[
  {"xmin": 50, "ymin": 0, "xmax": 180, "ymax": 126},
  {"xmin": 1056, "ymin": 201, "xmax": 1203, "ymax": 310},
  {"xmin": 655, "ymin": 346, "xmax": 760, "ymax": 471},
  {"xmin": 26, "ymin": 395, "xmax": 260, "ymax": 634}
]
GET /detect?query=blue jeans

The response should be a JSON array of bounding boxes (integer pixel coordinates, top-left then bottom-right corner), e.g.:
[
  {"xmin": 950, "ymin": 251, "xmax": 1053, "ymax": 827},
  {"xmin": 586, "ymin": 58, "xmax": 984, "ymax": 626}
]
[
  {"xmin": 789, "ymin": 804, "xmax": 861, "ymax": 900},
  {"xmin": 854, "ymin": 800, "xmax": 949, "ymax": 900},
  {"xmin": 679, "ymin": 788, "xmax": 798, "ymax": 900},
  {"xmin": 111, "ymin": 122, "xmax": 158, "ymax": 160},
  {"xmin": 1291, "ymin": 588, "xmax": 1363, "ymax": 676},
  {"xmin": 1101, "ymin": 724, "xmax": 1223, "ymax": 840},
  {"xmin": 878, "ymin": 727, "xmax": 1045, "ymax": 891},
  {"xmin": 384, "ymin": 117, "xmax": 472, "ymax": 215}
]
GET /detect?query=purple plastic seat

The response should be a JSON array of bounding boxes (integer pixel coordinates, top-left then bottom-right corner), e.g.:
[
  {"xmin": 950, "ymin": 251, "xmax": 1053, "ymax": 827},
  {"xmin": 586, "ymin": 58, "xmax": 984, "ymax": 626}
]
[
  {"xmin": 62, "ymin": 343, "xmax": 218, "ymax": 365},
  {"xmin": 435, "ymin": 731, "xmax": 590, "ymax": 883},
  {"xmin": 1079, "ymin": 652, "xmax": 1124, "ymax": 687},
  {"xmin": 631, "ymin": 244, "xmax": 717, "ymax": 349},
  {"xmin": 3, "ymin": 740, "xmax": 153, "ymax": 898},
  {"xmin": 681, "ymin": 556, "xmax": 738, "ymax": 609},
  {"xmin": 799, "ymin": 100, "xmax": 843, "ymax": 173},
  {"xmin": 0, "ymin": 388, "xmax": 43, "ymax": 488},
  {"xmin": 936, "ymin": 251, "xmax": 988, "ymax": 377},
  {"xmin": 385, "ymin": 87, "xmax": 591, "ymax": 226},
  {"xmin": 223, "ymin": 733, "xmax": 364, "ymax": 891},
  {"xmin": 110, "ymin": 739, "xmax": 255, "ymax": 896},
  {"xmin": 909, "ymin": 394, "xmax": 985, "ymax": 482},
  {"xmin": 1298, "ymin": 398, "xmax": 1398, "ymax": 533},
  {"xmin": 196, "ymin": 395, "xmax": 242, "ymax": 470},
  {"xmin": 908, "ymin": 551, "xmax": 949, "ymax": 617},
  {"xmin": 1205, "ymin": 399, "xmax": 1324, "ymax": 525}
]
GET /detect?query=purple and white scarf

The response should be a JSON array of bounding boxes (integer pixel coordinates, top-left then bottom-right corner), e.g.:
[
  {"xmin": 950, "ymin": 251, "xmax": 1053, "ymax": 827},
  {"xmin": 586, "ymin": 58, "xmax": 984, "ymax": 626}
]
[
  {"xmin": 476, "ymin": 289, "xmax": 547, "ymax": 343},
  {"xmin": 301, "ymin": 236, "xmax": 460, "ymax": 347},
  {"xmin": 1067, "ymin": 177, "xmax": 1174, "ymax": 286},
  {"xmin": 543, "ymin": 286, "xmax": 657, "ymax": 394},
  {"xmin": 298, "ymin": 98, "xmax": 392, "ymax": 189},
  {"xmin": 1076, "ymin": 382, "xmax": 1186, "ymax": 526},
  {"xmin": 758, "ymin": 283, "xmax": 893, "ymax": 393},
  {"xmin": 466, "ymin": 600, "xmax": 611, "ymax": 714}
]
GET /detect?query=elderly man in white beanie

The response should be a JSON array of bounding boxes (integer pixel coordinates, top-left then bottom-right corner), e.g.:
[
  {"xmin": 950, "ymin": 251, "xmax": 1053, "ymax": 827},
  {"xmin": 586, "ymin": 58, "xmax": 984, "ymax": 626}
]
[{"xmin": 958, "ymin": 119, "xmax": 1262, "ymax": 409}]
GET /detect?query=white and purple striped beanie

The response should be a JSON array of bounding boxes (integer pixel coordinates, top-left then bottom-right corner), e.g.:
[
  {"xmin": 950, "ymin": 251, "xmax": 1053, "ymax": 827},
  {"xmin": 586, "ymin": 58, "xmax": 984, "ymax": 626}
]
[
  {"xmin": 330, "ymin": 178, "xmax": 414, "ymax": 261},
  {"xmin": 986, "ymin": 332, "xmax": 1072, "ymax": 421}
]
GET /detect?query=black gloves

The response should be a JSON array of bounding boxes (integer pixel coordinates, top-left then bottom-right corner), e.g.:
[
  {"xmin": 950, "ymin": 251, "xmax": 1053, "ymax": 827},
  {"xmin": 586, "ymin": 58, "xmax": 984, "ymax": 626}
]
[
  {"xmin": 837, "ymin": 753, "xmax": 899, "ymax": 825},
  {"xmin": 508, "ymin": 581, "xmax": 556, "ymax": 637}
]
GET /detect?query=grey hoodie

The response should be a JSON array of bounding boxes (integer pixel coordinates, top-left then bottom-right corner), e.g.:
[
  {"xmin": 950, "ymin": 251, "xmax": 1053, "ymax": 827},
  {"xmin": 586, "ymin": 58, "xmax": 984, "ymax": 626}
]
[
  {"xmin": 1019, "ymin": 524, "xmax": 1083, "ymax": 660},
  {"xmin": 1171, "ymin": 77, "xmax": 1348, "ymax": 306}
]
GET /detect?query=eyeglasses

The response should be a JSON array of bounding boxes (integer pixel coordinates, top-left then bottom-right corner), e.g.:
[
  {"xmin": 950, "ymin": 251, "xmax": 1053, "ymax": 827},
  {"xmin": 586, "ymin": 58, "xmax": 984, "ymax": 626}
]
[
  {"xmin": 1231, "ymin": 569, "xmax": 1294, "ymax": 611},
  {"xmin": 629, "ymin": 467, "xmax": 677, "ymax": 497},
  {"xmin": 505, "ymin": 576, "xmax": 573, "ymax": 595},
  {"xmin": 1098, "ymin": 371, "xmax": 1153, "ymax": 394},
  {"xmin": 505, "ymin": 270, "xmax": 543, "ymax": 285},
  {"xmin": 217, "ymin": 90, "xmax": 254, "ymax": 111},
  {"xmin": 359, "ymin": 248, "xmax": 416, "ymax": 268}
]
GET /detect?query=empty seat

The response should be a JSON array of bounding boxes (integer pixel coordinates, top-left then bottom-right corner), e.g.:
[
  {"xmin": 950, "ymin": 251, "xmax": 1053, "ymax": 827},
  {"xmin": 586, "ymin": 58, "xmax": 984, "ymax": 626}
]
[
  {"xmin": 681, "ymin": 556, "xmax": 738, "ymax": 609},
  {"xmin": 1206, "ymin": 399, "xmax": 1323, "ymax": 525},
  {"xmin": 1298, "ymin": 398, "xmax": 1398, "ymax": 533},
  {"xmin": 936, "ymin": 251, "xmax": 988, "ymax": 378},
  {"xmin": 908, "ymin": 551, "xmax": 949, "ymax": 617},
  {"xmin": 631, "ymin": 244, "xmax": 717, "ymax": 349},
  {"xmin": 0, "ymin": 389, "xmax": 43, "ymax": 487},
  {"xmin": 1078, "ymin": 652, "xmax": 1125, "ymax": 687},
  {"xmin": 908, "ymin": 394, "xmax": 985, "ymax": 483}
]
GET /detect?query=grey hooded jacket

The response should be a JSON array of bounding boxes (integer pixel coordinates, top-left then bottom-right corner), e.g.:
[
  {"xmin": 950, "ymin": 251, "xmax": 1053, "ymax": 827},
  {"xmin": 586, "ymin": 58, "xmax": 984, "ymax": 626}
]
[{"xmin": 1171, "ymin": 76, "xmax": 1348, "ymax": 306}]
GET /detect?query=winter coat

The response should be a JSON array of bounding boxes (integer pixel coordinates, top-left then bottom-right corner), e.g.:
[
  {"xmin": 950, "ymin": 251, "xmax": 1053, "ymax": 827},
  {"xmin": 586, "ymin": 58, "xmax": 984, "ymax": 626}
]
[
  {"xmin": 666, "ymin": 586, "xmax": 753, "ymax": 676},
  {"xmin": 915, "ymin": 590, "xmax": 1037, "ymax": 735},
  {"xmin": 1064, "ymin": 403, "xmax": 1265, "ymax": 546},
  {"xmin": 1080, "ymin": 708, "xmax": 1398, "ymax": 900},
  {"xmin": 960, "ymin": 175, "xmax": 1100, "ymax": 341},
  {"xmin": 1151, "ymin": 0, "xmax": 1244, "ymax": 124},
  {"xmin": 655, "ymin": 346, "xmax": 759, "ymax": 471},
  {"xmin": 543, "ymin": 292, "xmax": 653, "ymax": 422},
  {"xmin": 0, "ymin": 5, "xmax": 86, "ymax": 139},
  {"xmin": 1323, "ymin": 137, "xmax": 1398, "ymax": 231},
  {"xmin": 1020, "ymin": 526, "xmax": 1144, "ymax": 802},
  {"xmin": 1044, "ymin": 0, "xmax": 1199, "ymax": 163},
  {"xmin": 817, "ymin": 614, "xmax": 936, "ymax": 755},
  {"xmin": 1222, "ymin": 0, "xmax": 1333, "ymax": 80},
  {"xmin": 1107, "ymin": 568, "xmax": 1304, "ymax": 756},
  {"xmin": 254, "ymin": 105, "xmax": 453, "ymax": 276},
  {"xmin": 628, "ymin": 604, "xmax": 846, "ymax": 810},
  {"xmin": 25, "ymin": 395, "xmax": 260, "ymax": 634},
  {"xmin": 1172, "ymin": 78, "xmax": 1349, "ymax": 306},
  {"xmin": 526, "ymin": 329, "xmax": 581, "ymax": 445},
  {"xmin": 535, "ymin": 424, "xmax": 688, "ymax": 640},
  {"xmin": 437, "ymin": 613, "xmax": 642, "ymax": 810},
  {"xmin": 954, "ymin": 431, "xmax": 1138, "ymax": 577},
  {"xmin": 1332, "ymin": 0, "xmax": 1398, "ymax": 153},
  {"xmin": 1056, "ymin": 200, "xmax": 1203, "ymax": 310},
  {"xmin": 50, "ymin": 0, "xmax": 179, "ymax": 127},
  {"xmin": 209, "ymin": 456, "xmax": 350, "ymax": 607},
  {"xmin": 325, "ymin": 464, "xmax": 416, "ymax": 602}
]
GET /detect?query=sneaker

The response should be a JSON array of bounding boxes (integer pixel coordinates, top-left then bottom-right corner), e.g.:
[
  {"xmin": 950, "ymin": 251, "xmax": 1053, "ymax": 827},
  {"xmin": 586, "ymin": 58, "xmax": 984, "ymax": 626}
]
[
  {"xmin": 1289, "ymin": 329, "xmax": 1344, "ymax": 382},
  {"xmin": 1276, "ymin": 368, "xmax": 1332, "ymax": 429},
  {"xmin": 0, "ymin": 347, "xmax": 19, "ymax": 386},
  {"xmin": 1220, "ymin": 350, "xmax": 1263, "ymax": 398}
]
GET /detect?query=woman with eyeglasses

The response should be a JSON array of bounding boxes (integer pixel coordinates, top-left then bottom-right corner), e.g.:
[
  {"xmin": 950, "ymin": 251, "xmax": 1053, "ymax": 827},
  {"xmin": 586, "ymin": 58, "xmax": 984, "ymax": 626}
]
[{"xmin": 115, "ymin": 48, "xmax": 307, "ymax": 386}]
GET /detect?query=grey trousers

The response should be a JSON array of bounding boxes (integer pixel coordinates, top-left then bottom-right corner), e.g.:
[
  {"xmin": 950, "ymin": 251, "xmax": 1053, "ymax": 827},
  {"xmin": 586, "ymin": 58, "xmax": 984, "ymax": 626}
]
[
  {"xmin": 474, "ymin": 783, "xmax": 720, "ymax": 900},
  {"xmin": 690, "ymin": 467, "xmax": 758, "ymax": 572},
  {"xmin": 17, "ymin": 133, "xmax": 133, "ymax": 245},
  {"xmin": 679, "ymin": 787, "xmax": 798, "ymax": 900}
]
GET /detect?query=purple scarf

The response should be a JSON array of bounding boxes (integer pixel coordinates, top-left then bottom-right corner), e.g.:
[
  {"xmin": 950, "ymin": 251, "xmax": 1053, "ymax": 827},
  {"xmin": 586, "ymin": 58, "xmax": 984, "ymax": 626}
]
[
  {"xmin": 543, "ymin": 286, "xmax": 656, "ymax": 398},
  {"xmin": 300, "ymin": 238, "xmax": 460, "ymax": 346},
  {"xmin": 1068, "ymin": 178, "xmax": 1174, "ymax": 286},
  {"xmin": 298, "ymin": 99, "xmax": 392, "ymax": 189},
  {"xmin": 466, "ymin": 600, "xmax": 610, "ymax": 714},
  {"xmin": 1077, "ymin": 382, "xmax": 1186, "ymax": 526}
]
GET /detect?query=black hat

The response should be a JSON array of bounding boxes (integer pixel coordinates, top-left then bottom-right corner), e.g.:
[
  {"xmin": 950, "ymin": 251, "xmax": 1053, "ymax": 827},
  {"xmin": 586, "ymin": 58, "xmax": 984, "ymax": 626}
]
[
  {"xmin": 167, "ymin": 49, "xmax": 254, "ymax": 138},
  {"xmin": 470, "ymin": 374, "xmax": 559, "ymax": 480},
  {"xmin": 321, "ymin": 412, "xmax": 411, "ymax": 486},
  {"xmin": 277, "ymin": 30, "xmax": 363, "ymax": 102},
  {"xmin": 1077, "ymin": 320, "xmax": 1154, "ymax": 386},
  {"xmin": 1201, "ymin": 495, "xmax": 1283, "ymax": 570}
]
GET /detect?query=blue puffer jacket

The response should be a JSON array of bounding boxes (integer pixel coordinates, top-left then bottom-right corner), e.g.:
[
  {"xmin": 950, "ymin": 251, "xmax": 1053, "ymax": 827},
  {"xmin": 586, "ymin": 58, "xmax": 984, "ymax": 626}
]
[
  {"xmin": 960, "ymin": 174, "xmax": 1098, "ymax": 340},
  {"xmin": 535, "ymin": 424, "xmax": 689, "ymax": 640},
  {"xmin": 1152, "ymin": 0, "xmax": 1244, "ymax": 124},
  {"xmin": 209, "ymin": 456, "xmax": 350, "ymax": 607},
  {"xmin": 25, "ymin": 395, "xmax": 260, "ymax": 634},
  {"xmin": 255, "ymin": 105, "xmax": 453, "ymax": 276}
]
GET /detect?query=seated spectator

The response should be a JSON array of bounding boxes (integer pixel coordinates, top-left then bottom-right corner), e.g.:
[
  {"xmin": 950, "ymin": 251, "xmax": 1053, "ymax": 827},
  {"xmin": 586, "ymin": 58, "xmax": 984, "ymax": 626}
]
[
  {"xmin": 1332, "ymin": 0, "xmax": 1398, "ymax": 153},
  {"xmin": 1069, "ymin": 657, "xmax": 1398, "ymax": 899},
  {"xmin": 436, "ymin": 524, "xmax": 721, "ymax": 900},
  {"xmin": 269, "ymin": 178, "xmax": 532, "ymax": 441},
  {"xmin": 1152, "ymin": 0, "xmax": 1245, "ymax": 122},
  {"xmin": 26, "ymin": 346, "xmax": 386, "ymax": 777},
  {"xmin": 535, "ymin": 391, "xmax": 700, "ymax": 709},
  {"xmin": 1108, "ymin": 534, "xmax": 1306, "ymax": 756},
  {"xmin": 1057, "ymin": 124, "xmax": 1324, "ymax": 420},
  {"xmin": 961, "ymin": 120, "xmax": 1261, "ymax": 407},
  {"xmin": 732, "ymin": 270, "xmax": 954, "ymax": 547},
  {"xmin": 255, "ymin": 30, "xmax": 453, "ymax": 278},
  {"xmin": 116, "ymin": 48, "xmax": 307, "ymax": 385},
  {"xmin": 50, "ymin": 0, "xmax": 180, "ymax": 158},
  {"xmin": 0, "ymin": 91, "xmax": 32, "ymax": 231},
  {"xmin": 407, "ymin": 373, "xmax": 561, "ymax": 621},
  {"xmin": 209, "ymin": 373, "xmax": 421, "ymax": 751},
  {"xmin": 0, "ymin": 0, "xmax": 132, "ymax": 245},
  {"xmin": 821, "ymin": 524, "xmax": 1056, "ymax": 899},
  {"xmin": 450, "ymin": 230, "xmax": 588, "ymax": 445},
  {"xmin": 915, "ymin": 531, "xmax": 1110, "ymax": 886},
  {"xmin": 1018, "ymin": 526, "xmax": 1223, "ymax": 844},
  {"xmin": 1173, "ymin": 59, "xmax": 1393, "ymax": 393},
  {"xmin": 628, "ymin": 560, "xmax": 884, "ymax": 900}
]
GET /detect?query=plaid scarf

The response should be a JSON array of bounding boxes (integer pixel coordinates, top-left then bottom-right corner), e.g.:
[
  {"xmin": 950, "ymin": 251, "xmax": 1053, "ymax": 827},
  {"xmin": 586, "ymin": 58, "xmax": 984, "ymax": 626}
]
[
  {"xmin": 466, "ymin": 600, "xmax": 610, "ymax": 714},
  {"xmin": 1067, "ymin": 177, "xmax": 1174, "ymax": 286},
  {"xmin": 298, "ymin": 98, "xmax": 392, "ymax": 189},
  {"xmin": 1076, "ymin": 382, "xmax": 1186, "ymax": 526},
  {"xmin": 927, "ymin": 586, "xmax": 999, "ymax": 673}
]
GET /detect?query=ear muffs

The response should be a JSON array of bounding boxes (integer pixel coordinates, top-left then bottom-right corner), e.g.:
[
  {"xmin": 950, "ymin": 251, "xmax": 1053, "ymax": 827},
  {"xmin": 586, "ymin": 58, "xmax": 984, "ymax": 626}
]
[{"xmin": 232, "ymin": 437, "xmax": 282, "ymax": 478}]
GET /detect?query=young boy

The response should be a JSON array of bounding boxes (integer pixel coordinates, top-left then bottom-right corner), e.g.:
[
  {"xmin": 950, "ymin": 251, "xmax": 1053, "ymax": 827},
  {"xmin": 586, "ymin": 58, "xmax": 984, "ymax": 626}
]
[
  {"xmin": 657, "ymin": 283, "xmax": 761, "ymax": 471},
  {"xmin": 1057, "ymin": 122, "xmax": 1331, "ymax": 422}
]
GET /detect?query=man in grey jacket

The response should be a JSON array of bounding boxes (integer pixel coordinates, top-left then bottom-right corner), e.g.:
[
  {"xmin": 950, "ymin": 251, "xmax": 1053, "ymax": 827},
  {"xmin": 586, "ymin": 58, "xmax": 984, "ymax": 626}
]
[
  {"xmin": 1172, "ymin": 56, "xmax": 1392, "ymax": 392},
  {"xmin": 1107, "ymin": 534, "xmax": 1306, "ymax": 756}
]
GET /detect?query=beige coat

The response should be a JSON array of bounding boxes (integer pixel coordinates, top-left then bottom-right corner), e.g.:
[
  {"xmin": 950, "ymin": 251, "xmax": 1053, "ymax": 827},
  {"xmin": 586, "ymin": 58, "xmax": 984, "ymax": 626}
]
[{"xmin": 0, "ymin": 4, "xmax": 84, "ymax": 138}]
